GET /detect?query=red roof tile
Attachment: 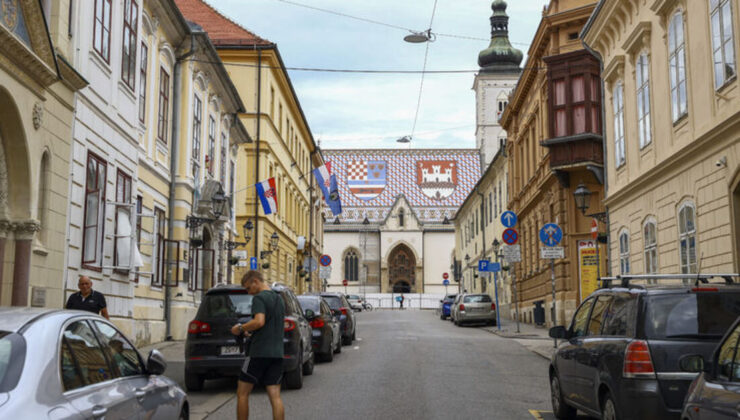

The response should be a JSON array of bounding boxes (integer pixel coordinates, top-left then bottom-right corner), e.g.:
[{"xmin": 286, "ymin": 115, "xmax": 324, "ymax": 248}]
[{"xmin": 174, "ymin": 0, "xmax": 272, "ymax": 47}]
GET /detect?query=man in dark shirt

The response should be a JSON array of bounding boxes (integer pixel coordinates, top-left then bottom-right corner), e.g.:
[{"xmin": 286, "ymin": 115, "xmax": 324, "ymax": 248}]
[
  {"xmin": 231, "ymin": 270, "xmax": 284, "ymax": 420},
  {"xmin": 66, "ymin": 275, "xmax": 110, "ymax": 319}
]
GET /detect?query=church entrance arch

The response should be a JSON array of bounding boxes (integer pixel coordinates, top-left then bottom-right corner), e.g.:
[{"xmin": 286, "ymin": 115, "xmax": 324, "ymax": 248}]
[{"xmin": 388, "ymin": 244, "xmax": 416, "ymax": 293}]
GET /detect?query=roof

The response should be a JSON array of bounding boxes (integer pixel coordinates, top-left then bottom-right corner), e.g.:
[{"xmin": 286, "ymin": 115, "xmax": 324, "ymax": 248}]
[
  {"xmin": 174, "ymin": 0, "xmax": 272, "ymax": 46},
  {"xmin": 0, "ymin": 307, "xmax": 57, "ymax": 332}
]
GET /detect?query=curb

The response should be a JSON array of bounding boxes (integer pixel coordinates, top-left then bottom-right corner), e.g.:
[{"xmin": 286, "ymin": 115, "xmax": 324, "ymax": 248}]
[{"xmin": 482, "ymin": 328, "xmax": 553, "ymax": 360}]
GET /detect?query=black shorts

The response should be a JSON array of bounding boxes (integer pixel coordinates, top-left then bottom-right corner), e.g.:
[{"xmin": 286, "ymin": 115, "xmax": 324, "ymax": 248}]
[{"xmin": 239, "ymin": 357, "xmax": 283, "ymax": 386}]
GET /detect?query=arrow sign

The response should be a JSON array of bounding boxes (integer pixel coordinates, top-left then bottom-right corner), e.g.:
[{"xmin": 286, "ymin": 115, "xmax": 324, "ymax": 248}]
[
  {"xmin": 540, "ymin": 223, "xmax": 563, "ymax": 247},
  {"xmin": 501, "ymin": 211, "xmax": 517, "ymax": 228},
  {"xmin": 502, "ymin": 228, "xmax": 518, "ymax": 245},
  {"xmin": 250, "ymin": 257, "xmax": 258, "ymax": 270}
]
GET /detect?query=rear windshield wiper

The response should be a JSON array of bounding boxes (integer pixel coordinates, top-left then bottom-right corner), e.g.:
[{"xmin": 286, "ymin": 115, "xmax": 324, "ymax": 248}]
[{"xmin": 664, "ymin": 333, "xmax": 724, "ymax": 339}]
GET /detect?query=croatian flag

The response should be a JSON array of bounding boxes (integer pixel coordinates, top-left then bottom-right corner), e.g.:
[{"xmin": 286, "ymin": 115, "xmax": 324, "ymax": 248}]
[
  {"xmin": 313, "ymin": 163, "xmax": 342, "ymax": 216},
  {"xmin": 255, "ymin": 177, "xmax": 278, "ymax": 215}
]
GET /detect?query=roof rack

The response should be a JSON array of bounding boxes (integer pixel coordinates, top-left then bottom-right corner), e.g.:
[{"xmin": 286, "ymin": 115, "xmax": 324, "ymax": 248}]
[{"xmin": 600, "ymin": 274, "xmax": 740, "ymax": 288}]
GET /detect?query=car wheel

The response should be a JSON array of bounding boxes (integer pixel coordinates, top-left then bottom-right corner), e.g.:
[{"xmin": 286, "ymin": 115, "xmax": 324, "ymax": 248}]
[
  {"xmin": 550, "ymin": 374, "xmax": 576, "ymax": 419},
  {"xmin": 352, "ymin": 328, "xmax": 356, "ymax": 341},
  {"xmin": 184, "ymin": 371, "xmax": 204, "ymax": 392},
  {"xmin": 334, "ymin": 336, "xmax": 342, "ymax": 354},
  {"xmin": 342, "ymin": 332, "xmax": 352, "ymax": 346},
  {"xmin": 283, "ymin": 352, "xmax": 303, "ymax": 390},
  {"xmin": 440, "ymin": 313, "xmax": 446, "ymax": 320},
  {"xmin": 601, "ymin": 391, "xmax": 619, "ymax": 420},
  {"xmin": 324, "ymin": 338, "xmax": 334, "ymax": 362},
  {"xmin": 302, "ymin": 347, "xmax": 314, "ymax": 376},
  {"xmin": 179, "ymin": 405, "xmax": 189, "ymax": 420}
]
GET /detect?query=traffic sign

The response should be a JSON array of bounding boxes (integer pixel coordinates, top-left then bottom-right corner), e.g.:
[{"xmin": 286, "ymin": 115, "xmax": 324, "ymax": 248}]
[
  {"xmin": 443, "ymin": 272, "xmax": 449, "ymax": 280},
  {"xmin": 503, "ymin": 245, "xmax": 521, "ymax": 263},
  {"xmin": 250, "ymin": 257, "xmax": 258, "ymax": 270},
  {"xmin": 320, "ymin": 254, "xmax": 332, "ymax": 267},
  {"xmin": 342, "ymin": 279, "xmax": 348, "ymax": 286},
  {"xmin": 540, "ymin": 223, "xmax": 563, "ymax": 247},
  {"xmin": 501, "ymin": 211, "xmax": 518, "ymax": 228},
  {"xmin": 591, "ymin": 218, "xmax": 598, "ymax": 240},
  {"xmin": 319, "ymin": 266, "xmax": 331, "ymax": 279},
  {"xmin": 502, "ymin": 228, "xmax": 518, "ymax": 245},
  {"xmin": 488, "ymin": 262, "xmax": 501, "ymax": 273},
  {"xmin": 541, "ymin": 247, "xmax": 565, "ymax": 259},
  {"xmin": 478, "ymin": 260, "xmax": 490, "ymax": 272},
  {"xmin": 303, "ymin": 257, "xmax": 318, "ymax": 272},
  {"xmin": 443, "ymin": 279, "xmax": 450, "ymax": 286}
]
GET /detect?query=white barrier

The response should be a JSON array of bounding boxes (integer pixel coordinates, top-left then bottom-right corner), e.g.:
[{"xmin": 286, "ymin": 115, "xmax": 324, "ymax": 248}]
[{"xmin": 357, "ymin": 293, "xmax": 444, "ymax": 310}]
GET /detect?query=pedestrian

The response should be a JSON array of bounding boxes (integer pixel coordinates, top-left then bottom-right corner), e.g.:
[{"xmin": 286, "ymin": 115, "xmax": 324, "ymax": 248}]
[
  {"xmin": 231, "ymin": 270, "xmax": 285, "ymax": 420},
  {"xmin": 66, "ymin": 275, "xmax": 110, "ymax": 319},
  {"xmin": 400, "ymin": 294, "xmax": 405, "ymax": 310}
]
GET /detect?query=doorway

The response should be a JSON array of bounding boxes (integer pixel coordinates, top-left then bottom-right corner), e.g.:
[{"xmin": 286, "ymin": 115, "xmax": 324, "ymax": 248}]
[{"xmin": 388, "ymin": 244, "xmax": 416, "ymax": 293}]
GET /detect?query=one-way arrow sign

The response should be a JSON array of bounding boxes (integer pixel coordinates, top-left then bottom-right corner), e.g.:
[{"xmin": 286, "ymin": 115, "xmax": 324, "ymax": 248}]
[{"xmin": 501, "ymin": 211, "xmax": 517, "ymax": 228}]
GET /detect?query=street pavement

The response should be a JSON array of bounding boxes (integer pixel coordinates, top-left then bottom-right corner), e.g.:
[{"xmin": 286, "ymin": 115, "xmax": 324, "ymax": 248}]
[{"xmin": 144, "ymin": 310, "xmax": 594, "ymax": 419}]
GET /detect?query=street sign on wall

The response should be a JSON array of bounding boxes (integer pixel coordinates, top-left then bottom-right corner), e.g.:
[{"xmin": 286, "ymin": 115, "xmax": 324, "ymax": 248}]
[
  {"xmin": 503, "ymin": 245, "xmax": 521, "ymax": 262},
  {"xmin": 539, "ymin": 223, "xmax": 563, "ymax": 247},
  {"xmin": 591, "ymin": 218, "xmax": 599, "ymax": 240},
  {"xmin": 234, "ymin": 250, "xmax": 248, "ymax": 267},
  {"xmin": 541, "ymin": 247, "xmax": 565, "ymax": 259}
]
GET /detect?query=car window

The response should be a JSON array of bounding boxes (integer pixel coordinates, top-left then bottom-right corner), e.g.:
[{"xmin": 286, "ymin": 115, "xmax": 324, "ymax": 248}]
[
  {"xmin": 587, "ymin": 296, "xmax": 612, "ymax": 336},
  {"xmin": 297, "ymin": 296, "xmax": 320, "ymax": 313},
  {"xmin": 0, "ymin": 332, "xmax": 25, "ymax": 392},
  {"xmin": 93, "ymin": 321, "xmax": 143, "ymax": 378},
  {"xmin": 201, "ymin": 293, "xmax": 253, "ymax": 318},
  {"xmin": 571, "ymin": 298, "xmax": 595, "ymax": 338},
  {"xmin": 464, "ymin": 295, "xmax": 492, "ymax": 303},
  {"xmin": 645, "ymin": 292, "xmax": 740, "ymax": 339},
  {"xmin": 61, "ymin": 321, "xmax": 114, "ymax": 390},
  {"xmin": 602, "ymin": 293, "xmax": 636, "ymax": 337},
  {"xmin": 717, "ymin": 325, "xmax": 740, "ymax": 382},
  {"xmin": 322, "ymin": 296, "xmax": 342, "ymax": 309},
  {"xmin": 348, "ymin": 295, "xmax": 360, "ymax": 300},
  {"xmin": 320, "ymin": 301, "xmax": 330, "ymax": 316}
]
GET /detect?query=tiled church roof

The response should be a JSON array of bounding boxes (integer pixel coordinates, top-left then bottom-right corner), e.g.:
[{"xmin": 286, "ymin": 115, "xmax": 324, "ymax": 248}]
[
  {"xmin": 323, "ymin": 149, "xmax": 481, "ymax": 224},
  {"xmin": 175, "ymin": 0, "xmax": 272, "ymax": 46}
]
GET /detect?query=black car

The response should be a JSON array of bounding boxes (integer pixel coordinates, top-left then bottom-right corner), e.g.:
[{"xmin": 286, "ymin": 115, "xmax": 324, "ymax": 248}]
[
  {"xmin": 297, "ymin": 295, "xmax": 342, "ymax": 362},
  {"xmin": 320, "ymin": 292, "xmax": 356, "ymax": 345},
  {"xmin": 548, "ymin": 275, "xmax": 740, "ymax": 420},
  {"xmin": 184, "ymin": 283, "xmax": 314, "ymax": 391}
]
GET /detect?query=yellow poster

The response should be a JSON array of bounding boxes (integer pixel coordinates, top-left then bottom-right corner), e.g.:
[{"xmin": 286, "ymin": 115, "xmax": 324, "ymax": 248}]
[{"xmin": 578, "ymin": 240, "xmax": 599, "ymax": 301}]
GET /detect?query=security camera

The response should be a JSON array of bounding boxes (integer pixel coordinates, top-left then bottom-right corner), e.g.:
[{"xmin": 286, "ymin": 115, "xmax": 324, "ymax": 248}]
[{"xmin": 716, "ymin": 156, "xmax": 728, "ymax": 168}]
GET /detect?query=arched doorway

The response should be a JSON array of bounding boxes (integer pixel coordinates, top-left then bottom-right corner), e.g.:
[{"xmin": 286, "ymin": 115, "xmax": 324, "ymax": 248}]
[{"xmin": 388, "ymin": 244, "xmax": 416, "ymax": 293}]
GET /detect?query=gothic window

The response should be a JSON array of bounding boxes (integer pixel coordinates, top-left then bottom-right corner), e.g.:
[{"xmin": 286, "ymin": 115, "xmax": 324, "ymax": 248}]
[
  {"xmin": 344, "ymin": 250, "xmax": 359, "ymax": 282},
  {"xmin": 399, "ymin": 209, "xmax": 405, "ymax": 227}
]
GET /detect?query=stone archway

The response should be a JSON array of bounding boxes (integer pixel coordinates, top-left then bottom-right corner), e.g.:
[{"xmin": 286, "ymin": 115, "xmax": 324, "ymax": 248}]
[{"xmin": 388, "ymin": 244, "xmax": 416, "ymax": 293}]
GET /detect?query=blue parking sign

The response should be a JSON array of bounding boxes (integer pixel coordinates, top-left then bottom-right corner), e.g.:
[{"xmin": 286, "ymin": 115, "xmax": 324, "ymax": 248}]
[{"xmin": 478, "ymin": 260, "xmax": 490, "ymax": 271}]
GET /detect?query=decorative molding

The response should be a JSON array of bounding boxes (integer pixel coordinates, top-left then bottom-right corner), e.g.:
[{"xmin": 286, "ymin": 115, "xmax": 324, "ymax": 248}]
[
  {"xmin": 12, "ymin": 220, "xmax": 40, "ymax": 240},
  {"xmin": 0, "ymin": 219, "xmax": 12, "ymax": 237},
  {"xmin": 159, "ymin": 41, "xmax": 176, "ymax": 67},
  {"xmin": 221, "ymin": 114, "xmax": 232, "ymax": 130},
  {"xmin": 32, "ymin": 102, "xmax": 43, "ymax": 130},
  {"xmin": 650, "ymin": 0, "xmax": 681, "ymax": 16},
  {"xmin": 622, "ymin": 22, "xmax": 652, "ymax": 57},
  {"xmin": 209, "ymin": 93, "xmax": 222, "ymax": 111},
  {"xmin": 603, "ymin": 55, "xmax": 625, "ymax": 83}
]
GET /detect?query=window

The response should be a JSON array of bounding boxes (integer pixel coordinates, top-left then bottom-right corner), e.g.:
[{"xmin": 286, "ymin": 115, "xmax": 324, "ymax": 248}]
[
  {"xmin": 711, "ymin": 0, "xmax": 736, "ymax": 88},
  {"xmin": 613, "ymin": 81, "xmax": 625, "ymax": 167},
  {"xmin": 152, "ymin": 208, "xmax": 165, "ymax": 287},
  {"xmin": 93, "ymin": 321, "xmax": 143, "ymax": 377},
  {"xmin": 644, "ymin": 221, "xmax": 658, "ymax": 274},
  {"xmin": 619, "ymin": 230, "xmax": 630, "ymax": 274},
  {"xmin": 399, "ymin": 209, "xmax": 405, "ymax": 227},
  {"xmin": 93, "ymin": 0, "xmax": 111, "ymax": 62},
  {"xmin": 547, "ymin": 52, "xmax": 601, "ymax": 138},
  {"xmin": 207, "ymin": 117, "xmax": 215, "ymax": 176},
  {"xmin": 192, "ymin": 95, "xmax": 202, "ymax": 164},
  {"xmin": 602, "ymin": 293, "xmax": 636, "ymax": 336},
  {"xmin": 83, "ymin": 153, "xmax": 107, "ymax": 267},
  {"xmin": 636, "ymin": 54, "xmax": 652, "ymax": 148},
  {"xmin": 134, "ymin": 196, "xmax": 142, "ymax": 282},
  {"xmin": 669, "ymin": 12, "xmax": 688, "ymax": 121},
  {"xmin": 61, "ymin": 321, "xmax": 113, "ymax": 390},
  {"xmin": 138, "ymin": 43, "xmax": 148, "ymax": 123},
  {"xmin": 679, "ymin": 203, "xmax": 697, "ymax": 273},
  {"xmin": 344, "ymin": 250, "xmax": 359, "ymax": 282},
  {"xmin": 717, "ymin": 325, "xmax": 740, "ymax": 381},
  {"xmin": 38, "ymin": 153, "xmax": 50, "ymax": 244},
  {"xmin": 157, "ymin": 68, "xmax": 170, "ymax": 143},
  {"xmin": 114, "ymin": 170, "xmax": 132, "ymax": 270},
  {"xmin": 220, "ymin": 132, "xmax": 227, "ymax": 184},
  {"xmin": 120, "ymin": 0, "xmax": 138, "ymax": 90},
  {"xmin": 587, "ymin": 295, "xmax": 612, "ymax": 336},
  {"xmin": 571, "ymin": 298, "xmax": 594, "ymax": 338}
]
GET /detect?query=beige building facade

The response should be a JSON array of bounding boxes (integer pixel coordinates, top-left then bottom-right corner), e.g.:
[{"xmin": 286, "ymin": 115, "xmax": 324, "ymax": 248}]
[{"xmin": 583, "ymin": 0, "xmax": 740, "ymax": 276}]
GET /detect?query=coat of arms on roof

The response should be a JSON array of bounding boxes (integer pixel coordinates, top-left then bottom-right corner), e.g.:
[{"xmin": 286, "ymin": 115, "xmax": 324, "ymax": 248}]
[
  {"xmin": 416, "ymin": 160, "xmax": 457, "ymax": 200},
  {"xmin": 347, "ymin": 160, "xmax": 386, "ymax": 201}
]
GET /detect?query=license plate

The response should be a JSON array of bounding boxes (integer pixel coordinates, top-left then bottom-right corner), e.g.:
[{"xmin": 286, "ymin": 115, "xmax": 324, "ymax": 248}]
[{"xmin": 220, "ymin": 346, "xmax": 240, "ymax": 355}]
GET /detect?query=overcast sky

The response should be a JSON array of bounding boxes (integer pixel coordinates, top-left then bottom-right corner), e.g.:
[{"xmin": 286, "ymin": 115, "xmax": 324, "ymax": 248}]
[{"xmin": 216, "ymin": 0, "xmax": 548, "ymax": 149}]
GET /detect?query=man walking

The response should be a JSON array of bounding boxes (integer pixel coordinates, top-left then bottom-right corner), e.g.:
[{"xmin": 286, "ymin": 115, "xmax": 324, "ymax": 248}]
[
  {"xmin": 66, "ymin": 275, "xmax": 110, "ymax": 319},
  {"xmin": 400, "ymin": 293, "xmax": 405, "ymax": 310},
  {"xmin": 231, "ymin": 270, "xmax": 285, "ymax": 420}
]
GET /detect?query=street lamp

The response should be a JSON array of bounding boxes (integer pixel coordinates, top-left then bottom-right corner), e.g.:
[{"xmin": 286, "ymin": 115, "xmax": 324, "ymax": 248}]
[
  {"xmin": 242, "ymin": 220, "xmax": 253, "ymax": 243},
  {"xmin": 492, "ymin": 239, "xmax": 501, "ymax": 254},
  {"xmin": 403, "ymin": 29, "xmax": 435, "ymax": 43},
  {"xmin": 211, "ymin": 186, "xmax": 227, "ymax": 218},
  {"xmin": 573, "ymin": 183, "xmax": 607, "ymax": 223},
  {"xmin": 270, "ymin": 232, "xmax": 279, "ymax": 251}
]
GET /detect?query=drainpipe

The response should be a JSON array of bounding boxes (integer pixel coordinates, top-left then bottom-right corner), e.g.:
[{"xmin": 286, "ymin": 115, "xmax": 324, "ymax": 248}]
[
  {"xmin": 308, "ymin": 151, "xmax": 315, "ymax": 291},
  {"xmin": 165, "ymin": 34, "xmax": 197, "ymax": 340},
  {"xmin": 253, "ymin": 48, "xmax": 262, "ymax": 262},
  {"xmin": 475, "ymin": 188, "xmax": 486, "ymax": 292}
]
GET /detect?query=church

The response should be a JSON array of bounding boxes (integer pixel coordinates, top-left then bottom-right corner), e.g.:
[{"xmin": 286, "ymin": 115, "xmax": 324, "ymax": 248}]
[{"xmin": 321, "ymin": 149, "xmax": 480, "ymax": 294}]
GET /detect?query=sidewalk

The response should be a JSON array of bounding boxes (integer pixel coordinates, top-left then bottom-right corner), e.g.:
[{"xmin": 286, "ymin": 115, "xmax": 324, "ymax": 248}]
[{"xmin": 482, "ymin": 320, "xmax": 558, "ymax": 360}]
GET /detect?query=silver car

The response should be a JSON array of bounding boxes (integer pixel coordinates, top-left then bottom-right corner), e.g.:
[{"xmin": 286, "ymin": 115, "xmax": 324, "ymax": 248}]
[
  {"xmin": 345, "ymin": 294, "xmax": 364, "ymax": 312},
  {"xmin": 0, "ymin": 307, "xmax": 188, "ymax": 419},
  {"xmin": 450, "ymin": 294, "xmax": 496, "ymax": 326}
]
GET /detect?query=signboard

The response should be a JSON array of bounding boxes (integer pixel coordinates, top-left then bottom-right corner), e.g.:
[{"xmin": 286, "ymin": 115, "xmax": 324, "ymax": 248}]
[
  {"xmin": 443, "ymin": 272, "xmax": 449, "ymax": 280},
  {"xmin": 342, "ymin": 279, "xmax": 348, "ymax": 287},
  {"xmin": 541, "ymin": 247, "xmax": 565, "ymax": 259},
  {"xmin": 502, "ymin": 228, "xmax": 518, "ymax": 245},
  {"xmin": 578, "ymin": 240, "xmax": 599, "ymax": 301},
  {"xmin": 501, "ymin": 211, "xmax": 518, "ymax": 228},
  {"xmin": 539, "ymin": 223, "xmax": 563, "ymax": 247},
  {"xmin": 303, "ymin": 257, "xmax": 318, "ymax": 272},
  {"xmin": 319, "ymin": 266, "xmax": 332, "ymax": 280},
  {"xmin": 320, "ymin": 254, "xmax": 332, "ymax": 267},
  {"xmin": 503, "ymin": 245, "xmax": 521, "ymax": 263},
  {"xmin": 234, "ymin": 250, "xmax": 248, "ymax": 267},
  {"xmin": 443, "ymin": 279, "xmax": 450, "ymax": 286},
  {"xmin": 478, "ymin": 260, "xmax": 490, "ymax": 272},
  {"xmin": 591, "ymin": 219, "xmax": 599, "ymax": 240},
  {"xmin": 488, "ymin": 262, "xmax": 501, "ymax": 273},
  {"xmin": 250, "ymin": 257, "xmax": 258, "ymax": 270}
]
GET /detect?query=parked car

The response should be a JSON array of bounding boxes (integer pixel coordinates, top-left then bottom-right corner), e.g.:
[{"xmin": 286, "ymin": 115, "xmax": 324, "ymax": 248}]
[
  {"xmin": 345, "ymin": 294, "xmax": 364, "ymax": 311},
  {"xmin": 548, "ymin": 275, "xmax": 740, "ymax": 420},
  {"xmin": 185, "ymin": 283, "xmax": 314, "ymax": 391},
  {"xmin": 438, "ymin": 294, "xmax": 457, "ymax": 320},
  {"xmin": 320, "ymin": 292, "xmax": 356, "ymax": 345},
  {"xmin": 450, "ymin": 293, "xmax": 496, "ymax": 326},
  {"xmin": 297, "ymin": 295, "xmax": 342, "ymax": 362},
  {"xmin": 681, "ymin": 316, "xmax": 740, "ymax": 420},
  {"xmin": 0, "ymin": 307, "xmax": 188, "ymax": 419}
]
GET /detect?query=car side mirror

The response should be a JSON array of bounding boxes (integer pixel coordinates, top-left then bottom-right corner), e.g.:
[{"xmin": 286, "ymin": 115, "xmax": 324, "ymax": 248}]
[
  {"xmin": 147, "ymin": 349, "xmax": 167, "ymax": 375},
  {"xmin": 679, "ymin": 354, "xmax": 706, "ymax": 373},
  {"xmin": 549, "ymin": 326, "xmax": 568, "ymax": 340},
  {"xmin": 304, "ymin": 309, "xmax": 316, "ymax": 320}
]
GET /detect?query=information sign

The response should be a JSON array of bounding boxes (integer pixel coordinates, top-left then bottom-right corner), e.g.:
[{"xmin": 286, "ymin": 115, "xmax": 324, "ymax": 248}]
[{"xmin": 540, "ymin": 247, "xmax": 565, "ymax": 259}]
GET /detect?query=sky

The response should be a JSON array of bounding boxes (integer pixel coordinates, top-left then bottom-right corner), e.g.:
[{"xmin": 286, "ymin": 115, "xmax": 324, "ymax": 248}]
[{"xmin": 216, "ymin": 0, "xmax": 549, "ymax": 149}]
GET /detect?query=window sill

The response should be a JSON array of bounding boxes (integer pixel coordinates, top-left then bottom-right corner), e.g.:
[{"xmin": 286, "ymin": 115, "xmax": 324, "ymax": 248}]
[
  {"xmin": 118, "ymin": 81, "xmax": 136, "ymax": 102},
  {"xmin": 716, "ymin": 76, "xmax": 737, "ymax": 95},
  {"xmin": 640, "ymin": 142, "xmax": 653, "ymax": 158},
  {"xmin": 672, "ymin": 113, "xmax": 689, "ymax": 129},
  {"xmin": 89, "ymin": 50, "xmax": 112, "ymax": 78},
  {"xmin": 82, "ymin": 264, "xmax": 103, "ymax": 273},
  {"xmin": 32, "ymin": 244, "xmax": 48, "ymax": 256}
]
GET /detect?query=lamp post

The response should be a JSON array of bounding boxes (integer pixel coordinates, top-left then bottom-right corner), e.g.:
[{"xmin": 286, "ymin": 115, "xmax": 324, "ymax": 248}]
[
  {"xmin": 464, "ymin": 254, "xmax": 470, "ymax": 293},
  {"xmin": 491, "ymin": 239, "xmax": 503, "ymax": 331}
]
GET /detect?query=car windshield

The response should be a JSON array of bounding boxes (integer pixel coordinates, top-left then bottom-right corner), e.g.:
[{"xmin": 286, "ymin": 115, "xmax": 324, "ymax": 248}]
[
  {"xmin": 0, "ymin": 332, "xmax": 24, "ymax": 392},
  {"xmin": 201, "ymin": 293, "xmax": 254, "ymax": 317},
  {"xmin": 347, "ymin": 295, "xmax": 360, "ymax": 300},
  {"xmin": 297, "ymin": 296, "xmax": 321, "ymax": 313},
  {"xmin": 645, "ymin": 292, "xmax": 740, "ymax": 339},
  {"xmin": 444, "ymin": 295, "xmax": 457, "ymax": 302},
  {"xmin": 322, "ymin": 296, "xmax": 343, "ymax": 309},
  {"xmin": 464, "ymin": 295, "xmax": 492, "ymax": 303}
]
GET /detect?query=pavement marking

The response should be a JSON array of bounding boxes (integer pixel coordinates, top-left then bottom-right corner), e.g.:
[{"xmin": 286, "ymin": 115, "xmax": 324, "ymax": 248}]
[
  {"xmin": 357, "ymin": 338, "xmax": 363, "ymax": 341},
  {"xmin": 353, "ymin": 346, "xmax": 360, "ymax": 350},
  {"xmin": 528, "ymin": 410, "xmax": 554, "ymax": 419}
]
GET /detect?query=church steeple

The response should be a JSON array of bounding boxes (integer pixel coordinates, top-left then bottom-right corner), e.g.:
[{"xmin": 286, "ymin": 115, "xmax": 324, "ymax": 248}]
[{"xmin": 478, "ymin": 0, "xmax": 523, "ymax": 73}]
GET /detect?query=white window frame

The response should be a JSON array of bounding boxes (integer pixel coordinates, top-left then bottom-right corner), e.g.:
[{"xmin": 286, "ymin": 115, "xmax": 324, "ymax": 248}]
[
  {"xmin": 643, "ymin": 219, "xmax": 658, "ymax": 275},
  {"xmin": 619, "ymin": 229, "xmax": 630, "ymax": 275},
  {"xmin": 710, "ymin": 0, "xmax": 736, "ymax": 89},
  {"xmin": 636, "ymin": 53, "xmax": 652, "ymax": 148},
  {"xmin": 678, "ymin": 202, "xmax": 698, "ymax": 274},
  {"xmin": 669, "ymin": 11, "xmax": 688, "ymax": 122},
  {"xmin": 613, "ymin": 81, "xmax": 626, "ymax": 167}
]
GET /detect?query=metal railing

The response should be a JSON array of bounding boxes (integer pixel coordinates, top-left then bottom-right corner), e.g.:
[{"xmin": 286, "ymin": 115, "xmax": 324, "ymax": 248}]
[{"xmin": 599, "ymin": 273, "xmax": 740, "ymax": 288}]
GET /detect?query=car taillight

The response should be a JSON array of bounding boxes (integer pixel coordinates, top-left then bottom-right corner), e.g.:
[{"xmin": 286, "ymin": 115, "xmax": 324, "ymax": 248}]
[
  {"xmin": 188, "ymin": 320, "xmax": 211, "ymax": 334},
  {"xmin": 623, "ymin": 340, "xmax": 655, "ymax": 378},
  {"xmin": 491, "ymin": 303, "xmax": 496, "ymax": 311},
  {"xmin": 459, "ymin": 304, "xmax": 465, "ymax": 311},
  {"xmin": 310, "ymin": 318, "xmax": 325, "ymax": 328},
  {"xmin": 692, "ymin": 287, "xmax": 719, "ymax": 292},
  {"xmin": 340, "ymin": 307, "xmax": 348, "ymax": 316},
  {"xmin": 284, "ymin": 319, "xmax": 296, "ymax": 332}
]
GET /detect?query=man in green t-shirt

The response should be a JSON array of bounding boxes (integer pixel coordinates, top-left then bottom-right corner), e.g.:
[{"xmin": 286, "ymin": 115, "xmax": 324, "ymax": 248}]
[{"xmin": 231, "ymin": 270, "xmax": 285, "ymax": 420}]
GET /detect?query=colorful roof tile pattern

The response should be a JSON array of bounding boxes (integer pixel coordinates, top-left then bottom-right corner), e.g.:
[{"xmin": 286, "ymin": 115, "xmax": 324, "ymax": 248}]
[{"xmin": 322, "ymin": 149, "xmax": 481, "ymax": 224}]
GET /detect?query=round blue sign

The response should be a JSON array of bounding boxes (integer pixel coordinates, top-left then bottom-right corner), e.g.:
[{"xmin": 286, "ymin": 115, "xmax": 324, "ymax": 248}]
[
  {"xmin": 539, "ymin": 223, "xmax": 563, "ymax": 247},
  {"xmin": 501, "ymin": 211, "xmax": 518, "ymax": 228},
  {"xmin": 443, "ymin": 279, "xmax": 450, "ymax": 286},
  {"xmin": 319, "ymin": 254, "xmax": 332, "ymax": 267}
]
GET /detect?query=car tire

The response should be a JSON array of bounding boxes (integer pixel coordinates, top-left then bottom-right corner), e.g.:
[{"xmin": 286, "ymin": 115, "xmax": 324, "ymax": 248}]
[
  {"xmin": 184, "ymin": 371, "xmax": 204, "ymax": 392},
  {"xmin": 303, "ymin": 350, "xmax": 314, "ymax": 375},
  {"xmin": 601, "ymin": 391, "xmax": 620, "ymax": 420},
  {"xmin": 454, "ymin": 319, "xmax": 460, "ymax": 326},
  {"xmin": 179, "ymin": 405, "xmax": 189, "ymax": 420},
  {"xmin": 550, "ymin": 374, "xmax": 576, "ymax": 419},
  {"xmin": 283, "ymin": 353, "xmax": 303, "ymax": 390},
  {"xmin": 324, "ymin": 340, "xmax": 334, "ymax": 362},
  {"xmin": 352, "ymin": 328, "xmax": 356, "ymax": 341},
  {"xmin": 334, "ymin": 337, "xmax": 342, "ymax": 354}
]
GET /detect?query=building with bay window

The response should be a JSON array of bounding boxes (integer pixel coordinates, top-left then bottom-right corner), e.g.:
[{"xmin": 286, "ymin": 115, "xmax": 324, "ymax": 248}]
[{"xmin": 582, "ymin": 0, "xmax": 740, "ymax": 276}]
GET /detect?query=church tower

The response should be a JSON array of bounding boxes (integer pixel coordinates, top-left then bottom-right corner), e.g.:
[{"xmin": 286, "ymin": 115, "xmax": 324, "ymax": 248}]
[{"xmin": 474, "ymin": 0, "xmax": 523, "ymax": 170}]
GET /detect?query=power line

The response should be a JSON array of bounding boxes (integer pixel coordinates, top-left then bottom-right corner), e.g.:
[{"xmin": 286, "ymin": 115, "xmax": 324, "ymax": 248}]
[{"xmin": 410, "ymin": 0, "xmax": 438, "ymax": 140}]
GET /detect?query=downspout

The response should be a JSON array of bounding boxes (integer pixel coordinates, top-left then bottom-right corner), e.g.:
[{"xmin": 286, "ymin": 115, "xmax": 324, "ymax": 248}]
[
  {"xmin": 308, "ymin": 151, "xmax": 316, "ymax": 291},
  {"xmin": 165, "ymin": 34, "xmax": 197, "ymax": 340},
  {"xmin": 253, "ymin": 48, "xmax": 262, "ymax": 261},
  {"xmin": 476, "ymin": 188, "xmax": 486, "ymax": 291}
]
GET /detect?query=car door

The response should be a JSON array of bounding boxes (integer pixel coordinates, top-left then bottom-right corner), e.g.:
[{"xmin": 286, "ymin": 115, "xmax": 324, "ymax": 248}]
[
  {"xmin": 92, "ymin": 320, "xmax": 180, "ymax": 420},
  {"xmin": 60, "ymin": 319, "xmax": 140, "ymax": 420},
  {"xmin": 558, "ymin": 297, "xmax": 595, "ymax": 406},
  {"xmin": 322, "ymin": 301, "xmax": 339, "ymax": 347},
  {"xmin": 699, "ymin": 323, "xmax": 740, "ymax": 419},
  {"xmin": 289, "ymin": 293, "xmax": 312, "ymax": 361},
  {"xmin": 573, "ymin": 294, "xmax": 613, "ymax": 411}
]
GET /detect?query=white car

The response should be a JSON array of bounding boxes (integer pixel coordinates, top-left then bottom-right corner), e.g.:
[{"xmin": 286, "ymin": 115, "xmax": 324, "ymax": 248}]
[{"xmin": 345, "ymin": 294, "xmax": 364, "ymax": 311}]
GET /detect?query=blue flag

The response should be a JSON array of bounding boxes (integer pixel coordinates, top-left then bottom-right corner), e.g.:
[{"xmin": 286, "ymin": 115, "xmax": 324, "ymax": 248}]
[{"xmin": 326, "ymin": 174, "xmax": 342, "ymax": 216}]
